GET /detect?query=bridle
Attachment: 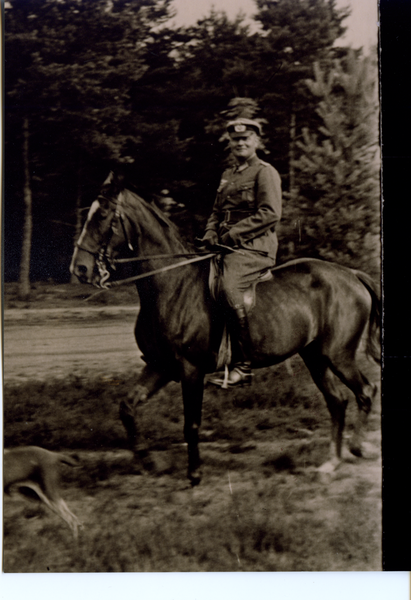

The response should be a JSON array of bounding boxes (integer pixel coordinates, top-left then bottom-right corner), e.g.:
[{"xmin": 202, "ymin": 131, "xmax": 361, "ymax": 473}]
[
  {"xmin": 75, "ymin": 191, "xmax": 133, "ymax": 288},
  {"xmin": 76, "ymin": 189, "xmax": 222, "ymax": 291}
]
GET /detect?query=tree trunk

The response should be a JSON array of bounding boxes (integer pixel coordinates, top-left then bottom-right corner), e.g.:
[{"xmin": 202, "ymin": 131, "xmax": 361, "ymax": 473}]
[
  {"xmin": 70, "ymin": 167, "xmax": 83, "ymax": 284},
  {"xmin": 289, "ymin": 111, "xmax": 296, "ymax": 201},
  {"xmin": 18, "ymin": 117, "xmax": 33, "ymax": 301}
]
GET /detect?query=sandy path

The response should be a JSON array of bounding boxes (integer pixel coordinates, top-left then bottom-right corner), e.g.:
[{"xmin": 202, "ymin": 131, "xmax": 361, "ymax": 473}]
[{"xmin": 3, "ymin": 307, "xmax": 145, "ymax": 384}]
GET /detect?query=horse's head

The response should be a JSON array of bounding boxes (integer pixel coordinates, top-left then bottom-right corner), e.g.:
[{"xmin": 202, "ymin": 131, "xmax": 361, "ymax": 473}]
[{"xmin": 70, "ymin": 172, "xmax": 134, "ymax": 287}]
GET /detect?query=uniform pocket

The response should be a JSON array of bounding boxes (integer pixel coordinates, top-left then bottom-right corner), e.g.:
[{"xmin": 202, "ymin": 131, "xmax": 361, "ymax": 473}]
[{"xmin": 239, "ymin": 182, "xmax": 255, "ymax": 206}]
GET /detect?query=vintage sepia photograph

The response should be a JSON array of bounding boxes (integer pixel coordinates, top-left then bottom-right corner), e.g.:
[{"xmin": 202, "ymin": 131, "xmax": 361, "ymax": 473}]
[{"xmin": 3, "ymin": 0, "xmax": 383, "ymax": 576}]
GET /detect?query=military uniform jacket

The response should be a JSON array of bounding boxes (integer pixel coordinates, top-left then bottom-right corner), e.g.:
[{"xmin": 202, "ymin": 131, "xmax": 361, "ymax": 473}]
[{"xmin": 205, "ymin": 154, "xmax": 282, "ymax": 260}]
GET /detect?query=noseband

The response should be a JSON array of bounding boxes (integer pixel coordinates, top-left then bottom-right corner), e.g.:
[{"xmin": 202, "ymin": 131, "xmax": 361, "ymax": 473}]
[{"xmin": 76, "ymin": 191, "xmax": 134, "ymax": 289}]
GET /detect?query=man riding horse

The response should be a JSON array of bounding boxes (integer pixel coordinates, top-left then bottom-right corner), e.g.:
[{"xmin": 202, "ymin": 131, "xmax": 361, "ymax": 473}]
[
  {"xmin": 198, "ymin": 118, "xmax": 282, "ymax": 387},
  {"xmin": 71, "ymin": 155, "xmax": 379, "ymax": 483}
]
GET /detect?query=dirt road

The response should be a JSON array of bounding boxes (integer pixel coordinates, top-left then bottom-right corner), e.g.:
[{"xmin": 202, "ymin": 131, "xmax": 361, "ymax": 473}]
[{"xmin": 4, "ymin": 307, "xmax": 145, "ymax": 384}]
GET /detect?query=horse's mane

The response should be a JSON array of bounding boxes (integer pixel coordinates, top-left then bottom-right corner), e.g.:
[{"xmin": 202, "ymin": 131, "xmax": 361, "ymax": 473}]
[
  {"xmin": 123, "ymin": 186, "xmax": 188, "ymax": 252},
  {"xmin": 100, "ymin": 172, "xmax": 191, "ymax": 252}
]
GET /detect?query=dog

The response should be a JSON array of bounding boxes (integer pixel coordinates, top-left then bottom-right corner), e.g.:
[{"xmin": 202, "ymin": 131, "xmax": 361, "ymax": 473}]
[{"xmin": 4, "ymin": 446, "xmax": 83, "ymax": 538}]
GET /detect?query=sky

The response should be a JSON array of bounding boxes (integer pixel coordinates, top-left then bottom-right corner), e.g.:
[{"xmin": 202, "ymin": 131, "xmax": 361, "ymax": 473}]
[{"xmin": 170, "ymin": 0, "xmax": 379, "ymax": 50}]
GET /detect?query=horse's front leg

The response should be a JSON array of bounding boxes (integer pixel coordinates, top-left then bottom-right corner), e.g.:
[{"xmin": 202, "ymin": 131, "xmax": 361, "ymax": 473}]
[
  {"xmin": 181, "ymin": 361, "xmax": 205, "ymax": 486},
  {"xmin": 119, "ymin": 365, "xmax": 169, "ymax": 461}
]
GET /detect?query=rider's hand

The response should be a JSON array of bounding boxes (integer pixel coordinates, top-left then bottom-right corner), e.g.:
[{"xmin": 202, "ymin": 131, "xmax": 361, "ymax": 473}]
[
  {"xmin": 196, "ymin": 230, "xmax": 218, "ymax": 249},
  {"xmin": 220, "ymin": 231, "xmax": 233, "ymax": 247}
]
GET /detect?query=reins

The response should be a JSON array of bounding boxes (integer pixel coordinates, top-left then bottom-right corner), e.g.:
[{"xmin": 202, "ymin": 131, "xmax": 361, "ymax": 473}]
[
  {"xmin": 82, "ymin": 241, "xmax": 254, "ymax": 301},
  {"xmin": 113, "ymin": 252, "xmax": 213, "ymax": 264},
  {"xmin": 108, "ymin": 252, "xmax": 216, "ymax": 287},
  {"xmin": 83, "ymin": 250, "xmax": 216, "ymax": 301},
  {"xmin": 101, "ymin": 244, "xmax": 246, "ymax": 288},
  {"xmin": 112, "ymin": 243, "xmax": 246, "ymax": 264}
]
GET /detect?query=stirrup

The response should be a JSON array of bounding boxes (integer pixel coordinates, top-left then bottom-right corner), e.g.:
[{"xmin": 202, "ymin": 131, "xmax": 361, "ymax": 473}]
[{"xmin": 208, "ymin": 366, "xmax": 252, "ymax": 388}]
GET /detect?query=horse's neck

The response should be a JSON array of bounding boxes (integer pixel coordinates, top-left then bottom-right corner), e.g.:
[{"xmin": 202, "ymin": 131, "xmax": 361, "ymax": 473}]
[
  {"xmin": 125, "ymin": 190, "xmax": 186, "ymax": 256},
  {"xmin": 135, "ymin": 253, "xmax": 208, "ymax": 324},
  {"xmin": 126, "ymin": 193, "xmax": 206, "ymax": 309},
  {"xmin": 137, "ymin": 224, "xmax": 185, "ymax": 257}
]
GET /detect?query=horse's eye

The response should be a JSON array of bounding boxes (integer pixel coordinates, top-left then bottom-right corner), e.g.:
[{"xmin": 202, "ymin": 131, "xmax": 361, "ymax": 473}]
[
  {"xmin": 97, "ymin": 208, "xmax": 110, "ymax": 220},
  {"xmin": 96, "ymin": 195, "xmax": 112, "ymax": 219}
]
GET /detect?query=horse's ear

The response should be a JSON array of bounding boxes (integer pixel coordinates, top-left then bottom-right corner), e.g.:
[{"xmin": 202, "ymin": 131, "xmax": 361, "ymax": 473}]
[
  {"xmin": 98, "ymin": 170, "xmax": 124, "ymax": 209},
  {"xmin": 102, "ymin": 170, "xmax": 124, "ymax": 189},
  {"xmin": 109, "ymin": 170, "xmax": 125, "ymax": 190},
  {"xmin": 103, "ymin": 171, "xmax": 114, "ymax": 186}
]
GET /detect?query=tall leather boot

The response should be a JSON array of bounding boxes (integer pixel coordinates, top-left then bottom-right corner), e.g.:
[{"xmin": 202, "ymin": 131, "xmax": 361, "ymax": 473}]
[{"xmin": 209, "ymin": 306, "xmax": 253, "ymax": 388}]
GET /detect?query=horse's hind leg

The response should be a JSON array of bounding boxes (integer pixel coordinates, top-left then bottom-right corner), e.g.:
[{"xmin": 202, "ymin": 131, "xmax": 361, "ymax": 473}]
[
  {"xmin": 327, "ymin": 358, "xmax": 378, "ymax": 458},
  {"xmin": 300, "ymin": 347, "xmax": 348, "ymax": 472}
]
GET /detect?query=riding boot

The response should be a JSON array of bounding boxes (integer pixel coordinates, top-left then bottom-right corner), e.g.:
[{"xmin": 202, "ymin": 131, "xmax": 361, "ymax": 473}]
[{"xmin": 209, "ymin": 306, "xmax": 253, "ymax": 388}]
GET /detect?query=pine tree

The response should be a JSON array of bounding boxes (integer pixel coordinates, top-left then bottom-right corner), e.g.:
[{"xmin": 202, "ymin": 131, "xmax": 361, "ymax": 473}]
[
  {"xmin": 253, "ymin": 0, "xmax": 350, "ymax": 179},
  {"xmin": 5, "ymin": 0, "xmax": 174, "ymax": 282},
  {"xmin": 288, "ymin": 51, "xmax": 380, "ymax": 275}
]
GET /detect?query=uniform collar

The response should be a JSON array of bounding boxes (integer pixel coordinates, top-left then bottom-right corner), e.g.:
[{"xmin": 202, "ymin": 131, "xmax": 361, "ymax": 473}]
[{"xmin": 234, "ymin": 154, "xmax": 259, "ymax": 172}]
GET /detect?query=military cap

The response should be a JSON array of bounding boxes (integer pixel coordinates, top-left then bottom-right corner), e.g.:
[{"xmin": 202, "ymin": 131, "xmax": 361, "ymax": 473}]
[{"xmin": 227, "ymin": 118, "xmax": 262, "ymax": 136}]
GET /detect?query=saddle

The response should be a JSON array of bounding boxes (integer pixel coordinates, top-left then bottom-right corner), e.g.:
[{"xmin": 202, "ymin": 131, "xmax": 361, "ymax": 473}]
[
  {"xmin": 208, "ymin": 257, "xmax": 273, "ymax": 311},
  {"xmin": 208, "ymin": 257, "xmax": 273, "ymax": 370}
]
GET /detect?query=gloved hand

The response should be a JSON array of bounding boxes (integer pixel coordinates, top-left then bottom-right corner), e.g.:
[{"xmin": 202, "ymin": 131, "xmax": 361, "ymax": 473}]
[
  {"xmin": 220, "ymin": 231, "xmax": 233, "ymax": 246},
  {"xmin": 196, "ymin": 230, "xmax": 219, "ymax": 249}
]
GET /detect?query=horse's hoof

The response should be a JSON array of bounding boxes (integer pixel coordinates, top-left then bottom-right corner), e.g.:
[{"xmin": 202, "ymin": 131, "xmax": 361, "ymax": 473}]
[
  {"xmin": 350, "ymin": 442, "xmax": 379, "ymax": 460},
  {"xmin": 316, "ymin": 459, "xmax": 340, "ymax": 475},
  {"xmin": 140, "ymin": 452, "xmax": 155, "ymax": 472},
  {"xmin": 188, "ymin": 470, "xmax": 202, "ymax": 486},
  {"xmin": 349, "ymin": 445, "xmax": 363, "ymax": 458},
  {"xmin": 133, "ymin": 448, "xmax": 155, "ymax": 472}
]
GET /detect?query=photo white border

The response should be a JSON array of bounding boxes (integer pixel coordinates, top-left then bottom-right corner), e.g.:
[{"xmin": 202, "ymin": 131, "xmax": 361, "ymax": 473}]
[
  {"xmin": 2, "ymin": 0, "xmax": 406, "ymax": 592},
  {"xmin": 0, "ymin": 572, "xmax": 410, "ymax": 600}
]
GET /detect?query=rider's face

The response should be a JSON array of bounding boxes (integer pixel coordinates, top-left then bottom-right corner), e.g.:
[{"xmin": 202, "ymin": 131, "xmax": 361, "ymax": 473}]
[{"xmin": 229, "ymin": 131, "xmax": 259, "ymax": 162}]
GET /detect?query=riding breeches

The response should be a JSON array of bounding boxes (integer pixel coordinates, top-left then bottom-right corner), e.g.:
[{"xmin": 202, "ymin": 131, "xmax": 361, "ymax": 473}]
[{"xmin": 217, "ymin": 250, "xmax": 276, "ymax": 308}]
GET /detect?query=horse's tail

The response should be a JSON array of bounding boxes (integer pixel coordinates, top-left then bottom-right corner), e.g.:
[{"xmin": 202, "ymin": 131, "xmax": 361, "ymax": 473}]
[{"xmin": 352, "ymin": 269, "xmax": 381, "ymax": 364}]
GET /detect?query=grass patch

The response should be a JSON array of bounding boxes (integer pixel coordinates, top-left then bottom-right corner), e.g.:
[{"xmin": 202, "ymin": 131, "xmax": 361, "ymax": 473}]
[
  {"xmin": 3, "ymin": 468, "xmax": 381, "ymax": 572},
  {"xmin": 3, "ymin": 358, "xmax": 381, "ymax": 572},
  {"xmin": 4, "ymin": 365, "xmax": 326, "ymax": 451}
]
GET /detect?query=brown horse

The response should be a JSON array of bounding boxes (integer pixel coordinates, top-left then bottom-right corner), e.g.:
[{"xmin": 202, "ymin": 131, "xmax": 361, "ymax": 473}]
[{"xmin": 70, "ymin": 173, "xmax": 380, "ymax": 485}]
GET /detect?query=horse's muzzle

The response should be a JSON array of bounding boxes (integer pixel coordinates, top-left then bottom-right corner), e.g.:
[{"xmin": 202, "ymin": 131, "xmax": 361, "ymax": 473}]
[
  {"xmin": 70, "ymin": 247, "xmax": 100, "ymax": 285},
  {"xmin": 74, "ymin": 264, "xmax": 89, "ymax": 282},
  {"xmin": 71, "ymin": 265, "xmax": 94, "ymax": 285}
]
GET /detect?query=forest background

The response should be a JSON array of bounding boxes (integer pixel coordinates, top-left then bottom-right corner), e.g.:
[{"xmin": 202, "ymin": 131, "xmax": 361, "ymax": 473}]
[{"xmin": 4, "ymin": 0, "xmax": 380, "ymax": 297}]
